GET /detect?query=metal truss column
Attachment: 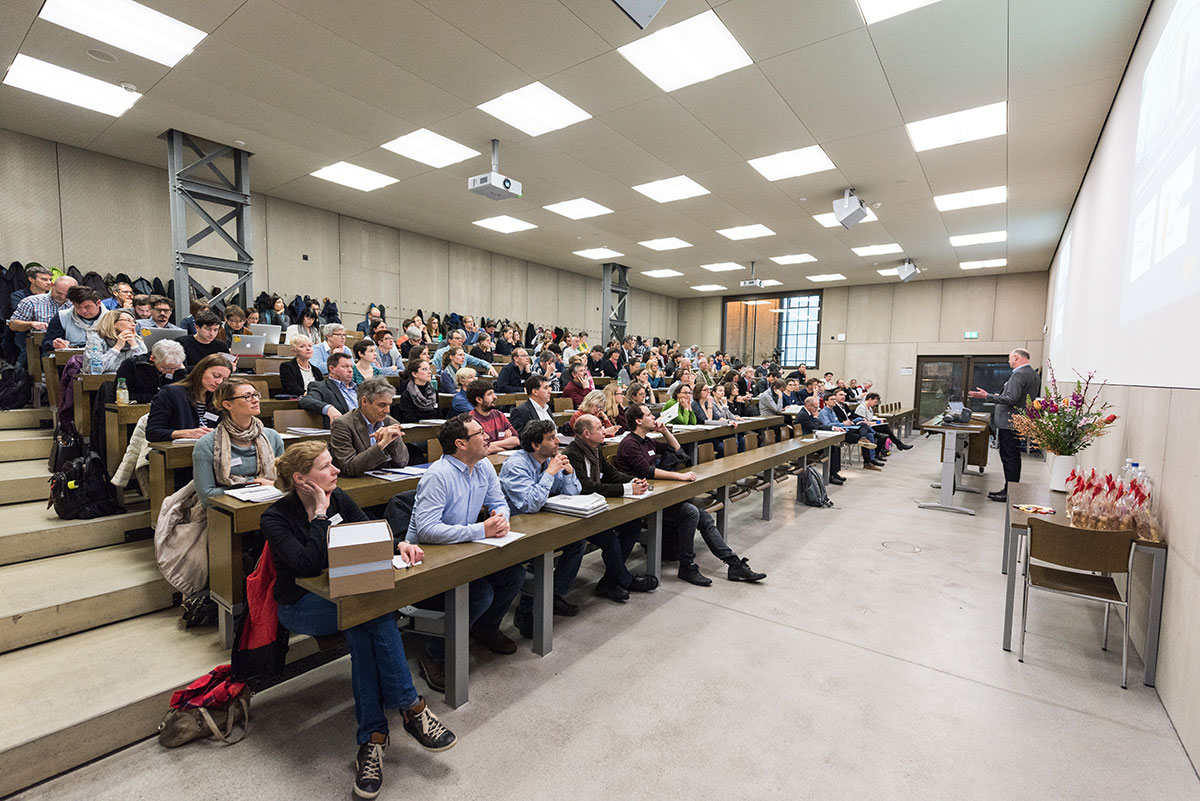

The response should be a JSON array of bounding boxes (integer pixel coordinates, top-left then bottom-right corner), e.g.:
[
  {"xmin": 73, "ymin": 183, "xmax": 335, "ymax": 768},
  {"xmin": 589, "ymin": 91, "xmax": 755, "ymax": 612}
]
[
  {"xmin": 601, "ymin": 262, "xmax": 629, "ymax": 344},
  {"xmin": 163, "ymin": 129, "xmax": 254, "ymax": 314}
]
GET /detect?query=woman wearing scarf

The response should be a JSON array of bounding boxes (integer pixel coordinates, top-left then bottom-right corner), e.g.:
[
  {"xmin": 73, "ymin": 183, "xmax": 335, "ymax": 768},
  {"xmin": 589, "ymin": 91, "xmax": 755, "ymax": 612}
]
[
  {"xmin": 90, "ymin": 308, "xmax": 147, "ymax": 373},
  {"xmin": 396, "ymin": 358, "xmax": 438, "ymax": 423},
  {"xmin": 192, "ymin": 377, "xmax": 285, "ymax": 507}
]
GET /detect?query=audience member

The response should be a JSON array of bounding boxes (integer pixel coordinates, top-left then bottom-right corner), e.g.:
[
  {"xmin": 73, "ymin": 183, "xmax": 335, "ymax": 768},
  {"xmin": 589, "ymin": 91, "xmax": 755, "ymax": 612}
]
[
  {"xmin": 192, "ymin": 377, "xmax": 284, "ymax": 507},
  {"xmin": 494, "ymin": 348, "xmax": 532, "ymax": 394},
  {"xmin": 100, "ymin": 281, "xmax": 133, "ymax": 312},
  {"xmin": 7, "ymin": 267, "xmax": 59, "ymax": 368},
  {"xmin": 854, "ymin": 391, "xmax": 911, "ymax": 450},
  {"xmin": 179, "ymin": 298, "xmax": 209, "ymax": 335},
  {"xmin": 137, "ymin": 295, "xmax": 180, "ymax": 332},
  {"xmin": 602, "ymin": 381, "xmax": 625, "ymax": 424},
  {"xmin": 432, "ymin": 329, "xmax": 496, "ymax": 377},
  {"xmin": 132, "ymin": 294, "xmax": 152, "ymax": 321},
  {"xmin": 438, "ymin": 346, "xmax": 467, "ymax": 391},
  {"xmin": 586, "ymin": 346, "xmax": 606, "ymax": 377},
  {"xmin": 245, "ymin": 308, "xmax": 260, "ymax": 326},
  {"xmin": 263, "ymin": 296, "xmax": 291, "ymax": 328},
  {"xmin": 330, "ymin": 378, "xmax": 408, "ymax": 477},
  {"xmin": 89, "ymin": 308, "xmax": 145, "ymax": 373},
  {"xmin": 449, "ymin": 367, "xmax": 477, "ymax": 415},
  {"xmin": 311, "ymin": 324, "xmax": 351, "ymax": 374},
  {"xmin": 218, "ymin": 305, "xmax": 249, "ymax": 341},
  {"xmin": 279, "ymin": 335, "xmax": 323, "ymax": 397},
  {"xmin": 818, "ymin": 389, "xmax": 882, "ymax": 469},
  {"xmin": 569, "ymin": 390, "xmax": 618, "ymax": 436},
  {"xmin": 396, "ymin": 358, "xmax": 438, "ymax": 423},
  {"xmin": 43, "ymin": 285, "xmax": 105, "ymax": 354},
  {"xmin": 299, "ymin": 351, "xmax": 358, "ymax": 426},
  {"xmin": 400, "ymin": 326, "xmax": 424, "ymax": 359},
  {"xmin": 116, "ymin": 339, "xmax": 186, "ymax": 403},
  {"xmin": 796, "ymin": 396, "xmax": 845, "ymax": 484},
  {"xmin": 562, "ymin": 361, "xmax": 592, "ymax": 407},
  {"xmin": 356, "ymin": 305, "xmax": 384, "ymax": 336},
  {"xmin": 662, "ymin": 383, "xmax": 698, "ymax": 424},
  {"xmin": 147, "ymin": 353, "xmax": 231, "ymax": 442},
  {"xmin": 468, "ymin": 332, "xmax": 493, "ymax": 361},
  {"xmin": 179, "ymin": 310, "xmax": 231, "ymax": 366},
  {"xmin": 352, "ymin": 338, "xmax": 383, "ymax": 384},
  {"xmin": 466, "ymin": 379, "xmax": 519, "ymax": 453},
  {"xmin": 285, "ymin": 308, "xmax": 323, "ymax": 344}
]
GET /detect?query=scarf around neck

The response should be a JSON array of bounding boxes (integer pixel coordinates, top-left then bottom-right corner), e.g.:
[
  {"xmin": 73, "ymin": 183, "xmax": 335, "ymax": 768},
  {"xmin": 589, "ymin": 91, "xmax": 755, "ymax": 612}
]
[{"xmin": 212, "ymin": 415, "xmax": 276, "ymax": 487}]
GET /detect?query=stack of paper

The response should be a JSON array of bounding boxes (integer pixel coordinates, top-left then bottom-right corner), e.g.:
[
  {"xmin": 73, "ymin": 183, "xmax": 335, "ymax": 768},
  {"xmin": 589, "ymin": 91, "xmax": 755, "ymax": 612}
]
[
  {"xmin": 671, "ymin": 424, "xmax": 709, "ymax": 432},
  {"xmin": 543, "ymin": 492, "xmax": 609, "ymax": 518},
  {"xmin": 479, "ymin": 531, "xmax": 525, "ymax": 548},
  {"xmin": 286, "ymin": 426, "xmax": 330, "ymax": 435},
  {"xmin": 225, "ymin": 484, "xmax": 285, "ymax": 502}
]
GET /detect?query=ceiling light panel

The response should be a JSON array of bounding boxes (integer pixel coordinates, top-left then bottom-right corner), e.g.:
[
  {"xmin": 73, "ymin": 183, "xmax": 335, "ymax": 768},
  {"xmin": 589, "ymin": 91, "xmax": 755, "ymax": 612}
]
[
  {"xmin": 39, "ymin": 0, "xmax": 206, "ymax": 67},
  {"xmin": 632, "ymin": 175, "xmax": 709, "ymax": 203},
  {"xmin": 310, "ymin": 162, "xmax": 398, "ymax": 192},
  {"xmin": 906, "ymin": 101, "xmax": 1007, "ymax": 152},
  {"xmin": 856, "ymin": 0, "xmax": 945, "ymax": 25},
  {"xmin": 960, "ymin": 258, "xmax": 1008, "ymax": 270},
  {"xmin": 949, "ymin": 230, "xmax": 1007, "ymax": 247},
  {"xmin": 639, "ymin": 237, "xmax": 692, "ymax": 251},
  {"xmin": 747, "ymin": 145, "xmax": 836, "ymax": 181},
  {"xmin": 770, "ymin": 253, "xmax": 818, "ymax": 265},
  {"xmin": 876, "ymin": 268, "xmax": 900, "ymax": 276},
  {"xmin": 806, "ymin": 274, "xmax": 847, "ymax": 282},
  {"xmin": 543, "ymin": 198, "xmax": 613, "ymax": 220},
  {"xmin": 573, "ymin": 247, "xmax": 623, "ymax": 259},
  {"xmin": 381, "ymin": 129, "xmax": 480, "ymax": 168},
  {"xmin": 477, "ymin": 82, "xmax": 591, "ymax": 137},
  {"xmin": 717, "ymin": 224, "xmax": 775, "ymax": 240},
  {"xmin": 813, "ymin": 207, "xmax": 878, "ymax": 227},
  {"xmin": 2, "ymin": 54, "xmax": 141, "ymax": 116},
  {"xmin": 851, "ymin": 243, "xmax": 903, "ymax": 257},
  {"xmin": 691, "ymin": 284, "xmax": 727, "ymax": 292},
  {"xmin": 642, "ymin": 269, "xmax": 684, "ymax": 278},
  {"xmin": 617, "ymin": 10, "xmax": 752, "ymax": 92},
  {"xmin": 700, "ymin": 262, "xmax": 745, "ymax": 272},
  {"xmin": 473, "ymin": 215, "xmax": 538, "ymax": 233},
  {"xmin": 933, "ymin": 185, "xmax": 1007, "ymax": 211}
]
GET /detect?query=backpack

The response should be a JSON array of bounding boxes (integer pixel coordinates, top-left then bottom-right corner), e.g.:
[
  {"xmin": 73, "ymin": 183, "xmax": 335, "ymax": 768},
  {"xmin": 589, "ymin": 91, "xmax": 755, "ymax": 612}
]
[
  {"xmin": 0, "ymin": 363, "xmax": 33, "ymax": 410},
  {"xmin": 47, "ymin": 424, "xmax": 86, "ymax": 473},
  {"xmin": 158, "ymin": 664, "xmax": 249, "ymax": 748},
  {"xmin": 48, "ymin": 452, "xmax": 125, "ymax": 519},
  {"xmin": 798, "ymin": 465, "xmax": 833, "ymax": 508}
]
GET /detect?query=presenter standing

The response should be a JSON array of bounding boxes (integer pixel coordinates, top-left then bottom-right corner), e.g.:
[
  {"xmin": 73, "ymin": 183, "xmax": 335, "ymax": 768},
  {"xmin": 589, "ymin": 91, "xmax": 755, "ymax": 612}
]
[{"xmin": 969, "ymin": 348, "xmax": 1041, "ymax": 502}]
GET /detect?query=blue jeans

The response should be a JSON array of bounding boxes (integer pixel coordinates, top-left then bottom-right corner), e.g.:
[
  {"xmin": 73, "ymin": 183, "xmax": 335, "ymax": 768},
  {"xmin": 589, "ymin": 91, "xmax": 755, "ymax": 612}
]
[
  {"xmin": 421, "ymin": 564, "xmax": 525, "ymax": 664},
  {"xmin": 517, "ymin": 540, "xmax": 586, "ymax": 616},
  {"xmin": 277, "ymin": 592, "xmax": 419, "ymax": 745}
]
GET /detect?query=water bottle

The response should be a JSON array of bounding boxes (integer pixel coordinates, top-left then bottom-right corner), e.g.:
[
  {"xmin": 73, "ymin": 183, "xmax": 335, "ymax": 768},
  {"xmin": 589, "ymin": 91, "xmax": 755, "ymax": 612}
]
[
  {"xmin": 86, "ymin": 331, "xmax": 103, "ymax": 375},
  {"xmin": 1133, "ymin": 466, "xmax": 1155, "ymax": 511},
  {"xmin": 115, "ymin": 377, "xmax": 130, "ymax": 405},
  {"xmin": 1118, "ymin": 459, "xmax": 1137, "ymax": 484}
]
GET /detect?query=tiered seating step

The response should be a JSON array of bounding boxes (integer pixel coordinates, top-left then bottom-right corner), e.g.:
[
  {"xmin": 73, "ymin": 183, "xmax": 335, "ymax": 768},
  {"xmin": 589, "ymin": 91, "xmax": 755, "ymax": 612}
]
[
  {"xmin": 0, "ymin": 428, "xmax": 53, "ymax": 461},
  {"xmin": 0, "ymin": 407, "xmax": 52, "ymax": 430},
  {"xmin": 0, "ymin": 459, "xmax": 53, "ymax": 505},
  {"xmin": 0, "ymin": 500, "xmax": 150, "ymax": 566}
]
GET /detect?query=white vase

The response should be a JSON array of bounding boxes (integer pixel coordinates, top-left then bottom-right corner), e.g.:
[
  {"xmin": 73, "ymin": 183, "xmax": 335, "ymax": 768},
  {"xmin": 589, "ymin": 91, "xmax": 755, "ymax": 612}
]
[{"xmin": 1049, "ymin": 453, "xmax": 1077, "ymax": 492}]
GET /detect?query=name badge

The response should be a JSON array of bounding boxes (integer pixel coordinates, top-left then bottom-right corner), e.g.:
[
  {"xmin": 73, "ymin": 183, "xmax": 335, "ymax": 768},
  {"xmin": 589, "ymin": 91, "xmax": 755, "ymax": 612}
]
[
  {"xmin": 229, "ymin": 456, "xmax": 242, "ymax": 466},
  {"xmin": 203, "ymin": 412, "xmax": 220, "ymax": 423},
  {"xmin": 328, "ymin": 513, "xmax": 343, "ymax": 525}
]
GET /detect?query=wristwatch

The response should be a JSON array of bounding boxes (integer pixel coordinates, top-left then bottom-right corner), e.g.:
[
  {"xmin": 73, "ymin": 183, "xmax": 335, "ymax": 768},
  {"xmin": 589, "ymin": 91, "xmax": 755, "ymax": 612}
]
[{"xmin": 313, "ymin": 513, "xmax": 328, "ymax": 521}]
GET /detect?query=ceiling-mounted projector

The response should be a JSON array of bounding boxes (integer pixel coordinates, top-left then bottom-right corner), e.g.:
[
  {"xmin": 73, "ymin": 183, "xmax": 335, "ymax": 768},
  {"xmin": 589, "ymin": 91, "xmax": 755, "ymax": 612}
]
[
  {"xmin": 740, "ymin": 278, "xmax": 766, "ymax": 288},
  {"xmin": 898, "ymin": 259, "xmax": 920, "ymax": 283},
  {"xmin": 469, "ymin": 138, "xmax": 522, "ymax": 200},
  {"xmin": 832, "ymin": 188, "xmax": 868, "ymax": 229}
]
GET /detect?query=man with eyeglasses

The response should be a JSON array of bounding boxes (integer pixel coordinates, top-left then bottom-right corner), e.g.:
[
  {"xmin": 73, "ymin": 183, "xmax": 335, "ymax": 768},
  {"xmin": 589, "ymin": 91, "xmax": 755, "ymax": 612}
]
[
  {"xmin": 136, "ymin": 295, "xmax": 181, "ymax": 333},
  {"xmin": 406, "ymin": 413, "xmax": 525, "ymax": 693}
]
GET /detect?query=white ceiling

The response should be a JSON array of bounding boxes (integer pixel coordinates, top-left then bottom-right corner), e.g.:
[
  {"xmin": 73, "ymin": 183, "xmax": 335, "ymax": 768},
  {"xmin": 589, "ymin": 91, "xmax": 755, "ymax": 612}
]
[{"xmin": 0, "ymin": 0, "xmax": 1150, "ymax": 296}]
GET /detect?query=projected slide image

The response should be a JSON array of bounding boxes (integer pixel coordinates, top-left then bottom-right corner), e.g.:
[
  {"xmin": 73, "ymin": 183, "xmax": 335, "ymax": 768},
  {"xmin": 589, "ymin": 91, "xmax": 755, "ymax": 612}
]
[{"xmin": 1154, "ymin": 150, "xmax": 1193, "ymax": 264}]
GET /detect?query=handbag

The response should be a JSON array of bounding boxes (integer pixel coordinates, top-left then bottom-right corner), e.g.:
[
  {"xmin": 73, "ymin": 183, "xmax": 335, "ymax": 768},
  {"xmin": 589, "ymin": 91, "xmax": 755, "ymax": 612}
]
[{"xmin": 158, "ymin": 665, "xmax": 249, "ymax": 748}]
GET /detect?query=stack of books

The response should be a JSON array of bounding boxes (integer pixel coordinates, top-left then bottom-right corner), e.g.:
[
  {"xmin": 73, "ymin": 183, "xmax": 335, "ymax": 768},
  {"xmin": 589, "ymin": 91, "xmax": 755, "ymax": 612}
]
[{"xmin": 543, "ymin": 493, "xmax": 609, "ymax": 518}]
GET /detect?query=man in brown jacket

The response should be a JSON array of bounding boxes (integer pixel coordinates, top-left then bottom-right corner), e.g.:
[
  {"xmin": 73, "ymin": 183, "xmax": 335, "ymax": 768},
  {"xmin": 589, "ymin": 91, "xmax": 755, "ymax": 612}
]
[{"xmin": 330, "ymin": 377, "xmax": 409, "ymax": 477}]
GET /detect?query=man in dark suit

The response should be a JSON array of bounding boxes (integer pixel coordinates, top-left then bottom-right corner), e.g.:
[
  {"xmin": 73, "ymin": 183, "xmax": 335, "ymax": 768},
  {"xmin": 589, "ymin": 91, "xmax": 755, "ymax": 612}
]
[
  {"xmin": 796, "ymin": 396, "xmax": 844, "ymax": 484},
  {"xmin": 494, "ymin": 348, "xmax": 532, "ymax": 394},
  {"xmin": 970, "ymin": 348, "xmax": 1041, "ymax": 502},
  {"xmin": 298, "ymin": 352, "xmax": 358, "ymax": 426},
  {"xmin": 508, "ymin": 374, "xmax": 555, "ymax": 436},
  {"xmin": 330, "ymin": 378, "xmax": 408, "ymax": 477}
]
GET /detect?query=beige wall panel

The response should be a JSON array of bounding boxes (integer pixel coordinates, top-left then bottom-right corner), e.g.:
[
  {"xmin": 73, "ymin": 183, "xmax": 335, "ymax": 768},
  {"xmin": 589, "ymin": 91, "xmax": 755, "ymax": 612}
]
[
  {"xmin": 555, "ymin": 270, "xmax": 588, "ymax": 331},
  {"xmin": 939, "ymin": 275, "xmax": 997, "ymax": 342},
  {"xmin": 891, "ymin": 280, "xmax": 942, "ymax": 342},
  {"xmin": 626, "ymin": 287, "xmax": 651, "ymax": 342},
  {"xmin": 59, "ymin": 145, "xmax": 171, "ymax": 278},
  {"xmin": 993, "ymin": 272, "xmax": 1049, "ymax": 341},
  {"xmin": 340, "ymin": 217, "xmax": 401, "ymax": 277},
  {"xmin": 447, "ymin": 242, "xmax": 492, "ymax": 316},
  {"xmin": 488, "ymin": 253, "xmax": 527, "ymax": 324},
  {"xmin": 845, "ymin": 284, "xmax": 894, "ymax": 344},
  {"xmin": 583, "ymin": 277, "xmax": 603, "ymax": 337},
  {"xmin": 887, "ymin": 342, "xmax": 920, "ymax": 405},
  {"xmin": 263, "ymin": 196, "xmax": 340, "ymax": 302},
  {"xmin": 817, "ymin": 342, "xmax": 845, "ymax": 378},
  {"xmin": 843, "ymin": 343, "xmax": 890, "ymax": 395},
  {"xmin": 677, "ymin": 297, "xmax": 722, "ymax": 352},
  {"xmin": 397, "ymin": 229, "xmax": 448, "ymax": 317},
  {"xmin": 916, "ymin": 339, "xmax": 1030, "ymax": 357},
  {"xmin": 820, "ymin": 286, "xmax": 849, "ymax": 347},
  {"xmin": 0, "ymin": 129, "xmax": 63, "ymax": 263},
  {"xmin": 525, "ymin": 263, "xmax": 560, "ymax": 323},
  {"xmin": 339, "ymin": 265, "xmax": 400, "ymax": 320}
]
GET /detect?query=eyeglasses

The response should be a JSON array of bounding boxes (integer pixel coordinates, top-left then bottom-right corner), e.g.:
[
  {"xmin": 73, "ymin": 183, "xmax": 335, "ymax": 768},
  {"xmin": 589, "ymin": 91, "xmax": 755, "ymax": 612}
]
[{"xmin": 233, "ymin": 392, "xmax": 262, "ymax": 401}]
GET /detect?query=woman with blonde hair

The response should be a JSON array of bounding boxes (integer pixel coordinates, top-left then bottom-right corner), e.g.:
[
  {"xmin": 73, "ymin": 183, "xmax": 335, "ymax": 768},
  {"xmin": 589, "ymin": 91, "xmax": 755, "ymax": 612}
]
[
  {"xmin": 191, "ymin": 376, "xmax": 285, "ymax": 507},
  {"xmin": 260, "ymin": 440, "xmax": 455, "ymax": 798},
  {"xmin": 569, "ymin": 389, "xmax": 619, "ymax": 437},
  {"xmin": 602, "ymin": 381, "xmax": 626, "ymax": 424},
  {"xmin": 90, "ymin": 308, "xmax": 146, "ymax": 373}
]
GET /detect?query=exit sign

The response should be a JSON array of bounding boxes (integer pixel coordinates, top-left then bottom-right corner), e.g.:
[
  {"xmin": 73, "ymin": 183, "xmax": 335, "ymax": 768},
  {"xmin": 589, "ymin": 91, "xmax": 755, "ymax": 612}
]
[{"xmin": 963, "ymin": 331, "xmax": 979, "ymax": 339}]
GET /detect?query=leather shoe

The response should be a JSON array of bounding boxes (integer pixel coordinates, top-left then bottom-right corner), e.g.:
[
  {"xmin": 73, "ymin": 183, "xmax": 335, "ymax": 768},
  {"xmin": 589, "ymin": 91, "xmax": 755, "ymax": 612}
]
[
  {"xmin": 897, "ymin": 443, "xmax": 913, "ymax": 450},
  {"xmin": 594, "ymin": 576, "xmax": 630, "ymax": 603},
  {"xmin": 553, "ymin": 596, "xmax": 580, "ymax": 617},
  {"xmin": 512, "ymin": 608, "xmax": 533, "ymax": 639},
  {"xmin": 987, "ymin": 491, "xmax": 1008, "ymax": 502},
  {"xmin": 418, "ymin": 651, "xmax": 446, "ymax": 694},
  {"xmin": 829, "ymin": 475, "xmax": 846, "ymax": 485},
  {"xmin": 677, "ymin": 563, "xmax": 713, "ymax": 587},
  {"xmin": 863, "ymin": 462, "xmax": 882, "ymax": 471},
  {"xmin": 470, "ymin": 626, "xmax": 517, "ymax": 655},
  {"xmin": 627, "ymin": 574, "xmax": 659, "ymax": 592}
]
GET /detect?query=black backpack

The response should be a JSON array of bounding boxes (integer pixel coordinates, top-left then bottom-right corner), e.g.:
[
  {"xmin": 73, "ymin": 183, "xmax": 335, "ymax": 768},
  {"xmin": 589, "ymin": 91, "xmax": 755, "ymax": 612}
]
[
  {"xmin": 798, "ymin": 465, "xmax": 833, "ymax": 508},
  {"xmin": 0, "ymin": 363, "xmax": 33, "ymax": 410},
  {"xmin": 48, "ymin": 452, "xmax": 125, "ymax": 520}
]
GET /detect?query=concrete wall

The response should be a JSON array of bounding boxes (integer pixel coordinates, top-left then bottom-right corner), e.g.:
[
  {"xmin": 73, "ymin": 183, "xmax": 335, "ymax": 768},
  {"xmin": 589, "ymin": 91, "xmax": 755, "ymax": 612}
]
[{"xmin": 0, "ymin": 127, "xmax": 678, "ymax": 341}]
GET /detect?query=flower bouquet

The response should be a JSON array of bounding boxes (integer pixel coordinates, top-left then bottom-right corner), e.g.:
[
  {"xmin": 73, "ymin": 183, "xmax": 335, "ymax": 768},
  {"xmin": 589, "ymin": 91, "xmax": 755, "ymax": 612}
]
[{"xmin": 1010, "ymin": 362, "xmax": 1118, "ymax": 456}]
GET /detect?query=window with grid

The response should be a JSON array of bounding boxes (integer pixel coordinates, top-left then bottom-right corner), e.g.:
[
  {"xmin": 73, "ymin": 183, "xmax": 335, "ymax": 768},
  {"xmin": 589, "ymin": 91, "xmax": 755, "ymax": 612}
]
[{"xmin": 776, "ymin": 294, "xmax": 821, "ymax": 367}]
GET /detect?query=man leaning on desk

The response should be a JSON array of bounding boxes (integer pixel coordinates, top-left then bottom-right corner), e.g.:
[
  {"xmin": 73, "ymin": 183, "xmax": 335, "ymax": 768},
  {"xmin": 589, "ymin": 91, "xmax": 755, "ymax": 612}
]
[
  {"xmin": 329, "ymin": 378, "xmax": 407, "ymax": 477},
  {"xmin": 969, "ymin": 348, "xmax": 1041, "ymax": 503}
]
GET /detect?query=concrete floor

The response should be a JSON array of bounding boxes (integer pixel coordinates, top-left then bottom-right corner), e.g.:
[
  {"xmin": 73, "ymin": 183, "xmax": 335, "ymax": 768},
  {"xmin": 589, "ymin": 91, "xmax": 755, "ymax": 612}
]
[{"xmin": 16, "ymin": 438, "xmax": 1199, "ymax": 800}]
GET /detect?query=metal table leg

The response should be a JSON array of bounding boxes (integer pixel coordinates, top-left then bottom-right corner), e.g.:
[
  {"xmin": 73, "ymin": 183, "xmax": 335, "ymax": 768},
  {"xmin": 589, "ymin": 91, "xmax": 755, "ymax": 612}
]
[
  {"xmin": 532, "ymin": 551, "xmax": 553, "ymax": 657},
  {"xmin": 919, "ymin": 432, "xmax": 976, "ymax": 515},
  {"xmin": 444, "ymin": 584, "xmax": 469, "ymax": 708},
  {"xmin": 715, "ymin": 485, "xmax": 729, "ymax": 539},
  {"xmin": 1002, "ymin": 497, "xmax": 1011, "ymax": 574},
  {"xmin": 1142, "ymin": 544, "xmax": 1167, "ymax": 686},
  {"xmin": 761, "ymin": 467, "xmax": 773, "ymax": 520},
  {"xmin": 821, "ymin": 444, "xmax": 831, "ymax": 484},
  {"xmin": 1003, "ymin": 524, "xmax": 1020, "ymax": 651},
  {"xmin": 645, "ymin": 509, "xmax": 662, "ymax": 582}
]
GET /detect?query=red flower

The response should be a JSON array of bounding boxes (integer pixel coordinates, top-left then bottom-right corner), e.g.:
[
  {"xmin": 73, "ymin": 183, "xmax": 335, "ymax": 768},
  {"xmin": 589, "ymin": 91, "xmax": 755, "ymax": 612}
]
[{"xmin": 1104, "ymin": 414, "xmax": 1117, "ymax": 424}]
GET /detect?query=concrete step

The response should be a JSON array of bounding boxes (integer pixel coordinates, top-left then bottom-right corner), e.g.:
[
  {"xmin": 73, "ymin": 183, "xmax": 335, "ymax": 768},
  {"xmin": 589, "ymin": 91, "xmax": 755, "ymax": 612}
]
[
  {"xmin": 0, "ymin": 407, "xmax": 52, "ymax": 430},
  {"xmin": 0, "ymin": 459, "xmax": 52, "ymax": 505},
  {"xmin": 0, "ymin": 428, "xmax": 53, "ymax": 461},
  {"xmin": 0, "ymin": 611, "xmax": 330, "ymax": 797},
  {"xmin": 0, "ymin": 500, "xmax": 150, "ymax": 566},
  {"xmin": 0, "ymin": 541, "xmax": 175, "ymax": 654}
]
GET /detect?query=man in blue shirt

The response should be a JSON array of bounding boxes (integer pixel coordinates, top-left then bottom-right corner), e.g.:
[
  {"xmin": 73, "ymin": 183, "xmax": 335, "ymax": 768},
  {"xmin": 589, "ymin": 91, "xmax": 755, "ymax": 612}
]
[
  {"xmin": 818, "ymin": 389, "xmax": 882, "ymax": 469},
  {"xmin": 433, "ymin": 329, "xmax": 496, "ymax": 377},
  {"xmin": 498, "ymin": 419, "xmax": 585, "ymax": 638},
  {"xmin": 406, "ymin": 413, "xmax": 525, "ymax": 693}
]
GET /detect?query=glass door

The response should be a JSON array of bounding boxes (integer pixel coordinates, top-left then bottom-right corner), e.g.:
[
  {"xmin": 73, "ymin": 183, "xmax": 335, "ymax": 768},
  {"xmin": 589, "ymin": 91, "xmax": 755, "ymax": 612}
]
[
  {"xmin": 915, "ymin": 357, "xmax": 967, "ymax": 425},
  {"xmin": 965, "ymin": 357, "xmax": 1015, "ymax": 416}
]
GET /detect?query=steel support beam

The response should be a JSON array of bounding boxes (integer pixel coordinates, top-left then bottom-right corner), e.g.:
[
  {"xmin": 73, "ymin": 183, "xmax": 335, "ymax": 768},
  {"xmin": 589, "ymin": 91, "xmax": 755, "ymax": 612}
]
[
  {"xmin": 601, "ymin": 262, "xmax": 629, "ymax": 345},
  {"xmin": 163, "ymin": 129, "xmax": 253, "ymax": 315}
]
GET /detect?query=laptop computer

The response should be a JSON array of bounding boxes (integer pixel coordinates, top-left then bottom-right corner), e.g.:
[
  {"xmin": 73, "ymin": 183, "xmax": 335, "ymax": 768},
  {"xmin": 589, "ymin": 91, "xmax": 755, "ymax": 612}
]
[
  {"xmin": 947, "ymin": 400, "xmax": 965, "ymax": 415},
  {"xmin": 248, "ymin": 323, "xmax": 282, "ymax": 343},
  {"xmin": 139, "ymin": 326, "xmax": 187, "ymax": 351},
  {"xmin": 228, "ymin": 333, "xmax": 267, "ymax": 358}
]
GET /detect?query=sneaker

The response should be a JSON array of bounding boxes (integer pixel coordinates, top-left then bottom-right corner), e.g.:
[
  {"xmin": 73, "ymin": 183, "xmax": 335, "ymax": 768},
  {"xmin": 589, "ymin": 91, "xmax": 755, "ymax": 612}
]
[
  {"xmin": 402, "ymin": 698, "xmax": 457, "ymax": 752},
  {"xmin": 418, "ymin": 651, "xmax": 445, "ymax": 694},
  {"xmin": 860, "ymin": 440, "xmax": 877, "ymax": 449},
  {"xmin": 470, "ymin": 626, "xmax": 518, "ymax": 655},
  {"xmin": 727, "ymin": 557, "xmax": 766, "ymax": 582},
  {"xmin": 627, "ymin": 574, "xmax": 659, "ymax": 593},
  {"xmin": 678, "ymin": 563, "xmax": 713, "ymax": 587},
  {"xmin": 354, "ymin": 741, "xmax": 385, "ymax": 799},
  {"xmin": 595, "ymin": 575, "xmax": 630, "ymax": 603}
]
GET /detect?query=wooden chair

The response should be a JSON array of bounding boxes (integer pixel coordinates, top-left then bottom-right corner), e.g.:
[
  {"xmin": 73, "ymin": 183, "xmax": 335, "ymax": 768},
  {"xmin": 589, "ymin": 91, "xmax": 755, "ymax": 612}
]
[
  {"xmin": 254, "ymin": 358, "xmax": 282, "ymax": 375},
  {"xmin": 427, "ymin": 437, "xmax": 444, "ymax": 462},
  {"xmin": 273, "ymin": 409, "xmax": 325, "ymax": 432},
  {"xmin": 42, "ymin": 356, "xmax": 60, "ymax": 408},
  {"xmin": 1020, "ymin": 518, "xmax": 1138, "ymax": 688},
  {"xmin": 553, "ymin": 397, "xmax": 573, "ymax": 413},
  {"xmin": 246, "ymin": 376, "xmax": 271, "ymax": 398}
]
